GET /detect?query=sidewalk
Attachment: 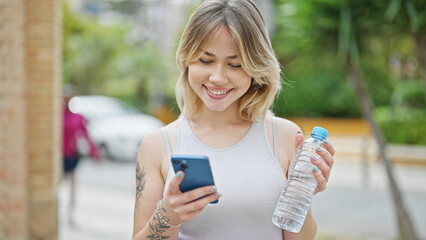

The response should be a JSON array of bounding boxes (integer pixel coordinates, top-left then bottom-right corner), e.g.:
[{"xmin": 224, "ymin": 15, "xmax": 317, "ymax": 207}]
[
  {"xmin": 58, "ymin": 182, "xmax": 134, "ymax": 240},
  {"xmin": 58, "ymin": 160, "xmax": 135, "ymax": 240},
  {"xmin": 313, "ymin": 162, "xmax": 426, "ymax": 240}
]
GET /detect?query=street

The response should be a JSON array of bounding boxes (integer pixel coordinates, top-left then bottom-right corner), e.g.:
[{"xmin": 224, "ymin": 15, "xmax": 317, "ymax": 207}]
[{"xmin": 58, "ymin": 158, "xmax": 426, "ymax": 240}]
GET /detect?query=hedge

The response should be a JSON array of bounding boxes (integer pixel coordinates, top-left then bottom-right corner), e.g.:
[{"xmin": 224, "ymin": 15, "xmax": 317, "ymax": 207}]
[{"xmin": 375, "ymin": 107, "xmax": 426, "ymax": 145}]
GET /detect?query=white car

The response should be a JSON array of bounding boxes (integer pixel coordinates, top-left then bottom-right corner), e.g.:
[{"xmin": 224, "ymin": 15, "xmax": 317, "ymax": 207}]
[{"xmin": 69, "ymin": 95, "xmax": 164, "ymax": 161}]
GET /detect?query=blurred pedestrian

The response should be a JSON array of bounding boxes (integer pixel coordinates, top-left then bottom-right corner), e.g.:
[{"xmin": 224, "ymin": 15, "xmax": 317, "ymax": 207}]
[
  {"xmin": 62, "ymin": 85, "xmax": 99, "ymax": 224},
  {"xmin": 133, "ymin": 0, "xmax": 335, "ymax": 239}
]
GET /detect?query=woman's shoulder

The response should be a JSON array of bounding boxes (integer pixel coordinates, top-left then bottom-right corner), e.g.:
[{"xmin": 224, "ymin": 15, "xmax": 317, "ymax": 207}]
[
  {"xmin": 138, "ymin": 118, "xmax": 180, "ymax": 159},
  {"xmin": 141, "ymin": 119, "xmax": 179, "ymax": 148},
  {"xmin": 266, "ymin": 115, "xmax": 301, "ymax": 135},
  {"xmin": 266, "ymin": 115, "xmax": 302, "ymax": 159},
  {"xmin": 263, "ymin": 115, "xmax": 301, "ymax": 174},
  {"xmin": 162, "ymin": 118, "xmax": 180, "ymax": 134}
]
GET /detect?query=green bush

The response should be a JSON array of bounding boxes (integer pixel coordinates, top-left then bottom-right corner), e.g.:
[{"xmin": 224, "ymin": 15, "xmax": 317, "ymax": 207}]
[
  {"xmin": 375, "ymin": 107, "xmax": 426, "ymax": 145},
  {"xmin": 273, "ymin": 56, "xmax": 361, "ymax": 118},
  {"xmin": 391, "ymin": 79, "xmax": 425, "ymax": 109}
]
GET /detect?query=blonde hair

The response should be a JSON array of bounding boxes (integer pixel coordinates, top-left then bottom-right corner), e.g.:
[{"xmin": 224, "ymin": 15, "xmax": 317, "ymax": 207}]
[{"xmin": 176, "ymin": 0, "xmax": 282, "ymax": 122}]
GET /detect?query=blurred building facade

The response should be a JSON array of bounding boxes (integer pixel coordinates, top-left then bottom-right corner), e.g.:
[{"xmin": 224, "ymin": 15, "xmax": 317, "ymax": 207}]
[{"xmin": 0, "ymin": 0, "xmax": 62, "ymax": 239}]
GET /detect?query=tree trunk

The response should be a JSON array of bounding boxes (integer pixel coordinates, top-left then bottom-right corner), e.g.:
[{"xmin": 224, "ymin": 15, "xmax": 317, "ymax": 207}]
[{"xmin": 346, "ymin": 59, "xmax": 419, "ymax": 240}]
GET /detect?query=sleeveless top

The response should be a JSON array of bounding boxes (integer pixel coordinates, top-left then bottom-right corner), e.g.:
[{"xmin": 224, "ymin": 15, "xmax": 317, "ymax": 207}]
[{"xmin": 162, "ymin": 117, "xmax": 286, "ymax": 240}]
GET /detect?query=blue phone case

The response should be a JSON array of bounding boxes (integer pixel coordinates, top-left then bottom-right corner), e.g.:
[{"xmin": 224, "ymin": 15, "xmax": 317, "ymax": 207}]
[{"xmin": 171, "ymin": 155, "xmax": 218, "ymax": 204}]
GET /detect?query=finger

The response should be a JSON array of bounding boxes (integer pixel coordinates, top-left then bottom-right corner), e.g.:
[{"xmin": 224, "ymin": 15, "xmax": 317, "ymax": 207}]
[
  {"xmin": 315, "ymin": 146, "xmax": 334, "ymax": 170},
  {"xmin": 167, "ymin": 171, "xmax": 185, "ymax": 195},
  {"xmin": 310, "ymin": 156, "xmax": 330, "ymax": 182},
  {"xmin": 313, "ymin": 167, "xmax": 327, "ymax": 194},
  {"xmin": 322, "ymin": 140, "xmax": 335, "ymax": 156},
  {"xmin": 294, "ymin": 131, "xmax": 304, "ymax": 153},
  {"xmin": 173, "ymin": 190, "xmax": 222, "ymax": 223},
  {"xmin": 178, "ymin": 191, "xmax": 222, "ymax": 217},
  {"xmin": 180, "ymin": 185, "xmax": 218, "ymax": 204}
]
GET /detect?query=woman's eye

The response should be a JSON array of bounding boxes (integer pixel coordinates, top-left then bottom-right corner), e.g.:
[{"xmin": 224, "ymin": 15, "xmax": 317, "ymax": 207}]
[
  {"xmin": 199, "ymin": 59, "xmax": 212, "ymax": 64},
  {"xmin": 229, "ymin": 64, "xmax": 241, "ymax": 68}
]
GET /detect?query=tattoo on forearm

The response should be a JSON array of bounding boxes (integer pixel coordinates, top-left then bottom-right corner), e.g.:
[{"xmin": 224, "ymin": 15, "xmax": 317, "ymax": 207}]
[
  {"xmin": 147, "ymin": 212, "xmax": 171, "ymax": 240},
  {"xmin": 135, "ymin": 162, "xmax": 147, "ymax": 208}
]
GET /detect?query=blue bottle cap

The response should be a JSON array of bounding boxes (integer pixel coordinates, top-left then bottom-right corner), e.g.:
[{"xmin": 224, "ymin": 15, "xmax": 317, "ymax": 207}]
[{"xmin": 311, "ymin": 126, "xmax": 328, "ymax": 141}]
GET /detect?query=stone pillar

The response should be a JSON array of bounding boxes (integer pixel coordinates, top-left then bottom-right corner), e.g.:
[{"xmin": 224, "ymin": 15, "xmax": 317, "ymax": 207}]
[
  {"xmin": 0, "ymin": 0, "xmax": 61, "ymax": 239},
  {"xmin": 26, "ymin": 0, "xmax": 62, "ymax": 239},
  {"xmin": 0, "ymin": 0, "xmax": 29, "ymax": 239}
]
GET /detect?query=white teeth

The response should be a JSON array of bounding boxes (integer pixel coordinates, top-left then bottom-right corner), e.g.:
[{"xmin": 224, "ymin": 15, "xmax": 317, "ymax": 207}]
[{"xmin": 208, "ymin": 89, "xmax": 229, "ymax": 95}]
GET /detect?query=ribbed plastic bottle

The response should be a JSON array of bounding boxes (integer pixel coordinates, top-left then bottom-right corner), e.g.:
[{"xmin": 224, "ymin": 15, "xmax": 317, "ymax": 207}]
[{"xmin": 272, "ymin": 126, "xmax": 328, "ymax": 232}]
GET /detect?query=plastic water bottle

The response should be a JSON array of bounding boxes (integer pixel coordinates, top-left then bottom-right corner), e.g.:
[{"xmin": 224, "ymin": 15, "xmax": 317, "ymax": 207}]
[{"xmin": 272, "ymin": 126, "xmax": 328, "ymax": 232}]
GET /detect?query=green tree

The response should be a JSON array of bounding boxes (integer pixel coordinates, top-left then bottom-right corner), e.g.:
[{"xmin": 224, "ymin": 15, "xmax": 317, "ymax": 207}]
[
  {"xmin": 63, "ymin": 3, "xmax": 129, "ymax": 94},
  {"xmin": 384, "ymin": 0, "xmax": 426, "ymax": 103},
  {"xmin": 62, "ymin": 3, "xmax": 170, "ymax": 112}
]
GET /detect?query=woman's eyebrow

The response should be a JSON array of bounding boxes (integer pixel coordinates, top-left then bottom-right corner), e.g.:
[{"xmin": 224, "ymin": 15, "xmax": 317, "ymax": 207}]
[{"xmin": 204, "ymin": 51, "xmax": 238, "ymax": 59}]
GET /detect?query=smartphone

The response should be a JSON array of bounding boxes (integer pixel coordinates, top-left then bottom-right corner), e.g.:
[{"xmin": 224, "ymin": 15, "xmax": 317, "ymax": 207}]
[{"xmin": 171, "ymin": 154, "xmax": 218, "ymax": 204}]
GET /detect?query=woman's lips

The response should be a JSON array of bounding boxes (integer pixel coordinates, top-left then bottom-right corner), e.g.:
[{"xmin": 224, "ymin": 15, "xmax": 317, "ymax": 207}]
[{"xmin": 203, "ymin": 85, "xmax": 233, "ymax": 100}]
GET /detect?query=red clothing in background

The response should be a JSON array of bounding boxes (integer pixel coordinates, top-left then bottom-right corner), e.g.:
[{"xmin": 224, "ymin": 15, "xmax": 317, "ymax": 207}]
[{"xmin": 63, "ymin": 108, "xmax": 98, "ymax": 159}]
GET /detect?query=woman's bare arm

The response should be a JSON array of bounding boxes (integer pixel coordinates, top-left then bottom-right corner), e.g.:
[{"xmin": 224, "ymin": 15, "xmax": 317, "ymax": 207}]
[
  {"xmin": 132, "ymin": 130, "xmax": 179, "ymax": 240},
  {"xmin": 132, "ymin": 127, "xmax": 222, "ymax": 240}
]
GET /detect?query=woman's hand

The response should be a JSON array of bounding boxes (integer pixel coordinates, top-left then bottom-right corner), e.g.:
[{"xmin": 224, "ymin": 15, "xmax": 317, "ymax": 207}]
[
  {"xmin": 293, "ymin": 133, "xmax": 335, "ymax": 195},
  {"xmin": 310, "ymin": 140, "xmax": 335, "ymax": 194},
  {"xmin": 161, "ymin": 171, "xmax": 222, "ymax": 224},
  {"xmin": 89, "ymin": 142, "xmax": 100, "ymax": 161}
]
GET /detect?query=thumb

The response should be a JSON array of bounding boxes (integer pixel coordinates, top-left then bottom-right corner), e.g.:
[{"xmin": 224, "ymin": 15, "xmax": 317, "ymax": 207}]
[
  {"xmin": 168, "ymin": 170, "xmax": 185, "ymax": 195},
  {"xmin": 294, "ymin": 131, "xmax": 304, "ymax": 152}
]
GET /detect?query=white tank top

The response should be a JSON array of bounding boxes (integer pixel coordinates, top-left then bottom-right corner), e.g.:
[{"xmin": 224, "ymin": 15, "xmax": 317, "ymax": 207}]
[{"xmin": 163, "ymin": 117, "xmax": 286, "ymax": 240}]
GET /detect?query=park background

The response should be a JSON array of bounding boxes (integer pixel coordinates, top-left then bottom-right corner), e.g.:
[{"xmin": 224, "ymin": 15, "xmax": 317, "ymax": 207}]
[{"xmin": 1, "ymin": 0, "xmax": 425, "ymax": 239}]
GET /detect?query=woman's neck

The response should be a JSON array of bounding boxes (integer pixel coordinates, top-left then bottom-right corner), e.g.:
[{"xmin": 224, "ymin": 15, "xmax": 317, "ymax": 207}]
[
  {"xmin": 192, "ymin": 102, "xmax": 246, "ymax": 127},
  {"xmin": 187, "ymin": 102, "xmax": 252, "ymax": 149}
]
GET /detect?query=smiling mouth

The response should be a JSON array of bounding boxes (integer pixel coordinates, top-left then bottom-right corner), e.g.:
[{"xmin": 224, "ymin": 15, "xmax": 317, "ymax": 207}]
[{"xmin": 207, "ymin": 88, "xmax": 232, "ymax": 95}]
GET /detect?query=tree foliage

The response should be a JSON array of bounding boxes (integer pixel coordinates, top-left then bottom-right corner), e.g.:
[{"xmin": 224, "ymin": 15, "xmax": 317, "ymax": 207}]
[
  {"xmin": 62, "ymin": 2, "xmax": 172, "ymax": 111},
  {"xmin": 63, "ymin": 3, "xmax": 128, "ymax": 93},
  {"xmin": 271, "ymin": 0, "xmax": 426, "ymax": 145}
]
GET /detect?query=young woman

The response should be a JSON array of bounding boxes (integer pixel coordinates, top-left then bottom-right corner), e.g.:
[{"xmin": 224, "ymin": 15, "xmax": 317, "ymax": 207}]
[{"xmin": 133, "ymin": 1, "xmax": 335, "ymax": 239}]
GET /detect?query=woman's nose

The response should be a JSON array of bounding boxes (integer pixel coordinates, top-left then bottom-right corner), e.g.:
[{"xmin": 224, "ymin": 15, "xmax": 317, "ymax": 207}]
[{"xmin": 209, "ymin": 65, "xmax": 227, "ymax": 84}]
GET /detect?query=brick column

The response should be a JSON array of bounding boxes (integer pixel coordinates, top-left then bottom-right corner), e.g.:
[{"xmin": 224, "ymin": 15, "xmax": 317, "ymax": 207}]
[
  {"xmin": 26, "ymin": 0, "xmax": 62, "ymax": 239},
  {"xmin": 0, "ymin": 0, "xmax": 61, "ymax": 239},
  {"xmin": 0, "ymin": 0, "xmax": 29, "ymax": 239}
]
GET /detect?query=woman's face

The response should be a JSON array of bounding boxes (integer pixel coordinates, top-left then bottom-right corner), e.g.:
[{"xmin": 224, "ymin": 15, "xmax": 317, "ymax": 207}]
[{"xmin": 188, "ymin": 26, "xmax": 251, "ymax": 113}]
